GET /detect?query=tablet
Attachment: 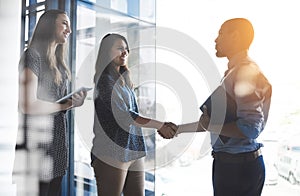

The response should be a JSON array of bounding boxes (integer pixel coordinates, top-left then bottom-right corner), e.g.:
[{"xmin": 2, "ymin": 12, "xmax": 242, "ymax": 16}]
[{"xmin": 56, "ymin": 87, "xmax": 93, "ymax": 103}]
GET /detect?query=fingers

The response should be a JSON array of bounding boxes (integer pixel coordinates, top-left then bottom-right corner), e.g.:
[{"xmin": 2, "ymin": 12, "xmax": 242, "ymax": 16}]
[
  {"xmin": 82, "ymin": 89, "xmax": 88, "ymax": 97},
  {"xmin": 157, "ymin": 128, "xmax": 173, "ymax": 139},
  {"xmin": 71, "ymin": 90, "xmax": 87, "ymax": 107},
  {"xmin": 74, "ymin": 90, "xmax": 87, "ymax": 99},
  {"xmin": 202, "ymin": 105, "xmax": 208, "ymax": 116},
  {"xmin": 165, "ymin": 122, "xmax": 178, "ymax": 131},
  {"xmin": 157, "ymin": 122, "xmax": 178, "ymax": 139},
  {"xmin": 200, "ymin": 105, "xmax": 210, "ymax": 130},
  {"xmin": 165, "ymin": 122, "xmax": 178, "ymax": 137}
]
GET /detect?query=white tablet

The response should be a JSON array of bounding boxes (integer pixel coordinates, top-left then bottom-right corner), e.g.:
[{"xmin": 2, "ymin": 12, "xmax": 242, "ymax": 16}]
[{"xmin": 56, "ymin": 87, "xmax": 93, "ymax": 103}]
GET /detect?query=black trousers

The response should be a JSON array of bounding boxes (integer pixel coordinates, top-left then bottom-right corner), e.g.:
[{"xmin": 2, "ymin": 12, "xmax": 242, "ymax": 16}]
[
  {"xmin": 39, "ymin": 176, "xmax": 63, "ymax": 196},
  {"xmin": 212, "ymin": 156, "xmax": 265, "ymax": 196}
]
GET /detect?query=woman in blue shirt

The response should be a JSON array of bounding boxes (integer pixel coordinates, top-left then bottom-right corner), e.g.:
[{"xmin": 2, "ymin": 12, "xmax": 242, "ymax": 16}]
[{"xmin": 91, "ymin": 33, "xmax": 176, "ymax": 196}]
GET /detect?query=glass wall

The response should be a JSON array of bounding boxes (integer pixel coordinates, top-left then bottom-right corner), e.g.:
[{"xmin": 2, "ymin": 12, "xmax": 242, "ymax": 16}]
[
  {"xmin": 73, "ymin": 0, "xmax": 156, "ymax": 195},
  {"xmin": 13, "ymin": 2, "xmax": 46, "ymax": 195},
  {"xmin": 15, "ymin": 0, "xmax": 156, "ymax": 195}
]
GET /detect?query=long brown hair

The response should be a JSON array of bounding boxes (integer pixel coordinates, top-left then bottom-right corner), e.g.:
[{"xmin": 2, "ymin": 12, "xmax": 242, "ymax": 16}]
[
  {"xmin": 28, "ymin": 9, "xmax": 71, "ymax": 84},
  {"xmin": 94, "ymin": 33, "xmax": 133, "ymax": 88}
]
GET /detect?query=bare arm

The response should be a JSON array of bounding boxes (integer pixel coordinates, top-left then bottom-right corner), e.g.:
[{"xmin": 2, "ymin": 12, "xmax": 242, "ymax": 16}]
[
  {"xmin": 19, "ymin": 68, "xmax": 86, "ymax": 115},
  {"xmin": 133, "ymin": 116, "xmax": 177, "ymax": 139},
  {"xmin": 176, "ymin": 120, "xmax": 246, "ymax": 138},
  {"xmin": 175, "ymin": 106, "xmax": 246, "ymax": 139},
  {"xmin": 207, "ymin": 121, "xmax": 247, "ymax": 138},
  {"xmin": 199, "ymin": 106, "xmax": 247, "ymax": 139},
  {"xmin": 133, "ymin": 115, "xmax": 164, "ymax": 129},
  {"xmin": 176, "ymin": 121, "xmax": 205, "ymax": 134}
]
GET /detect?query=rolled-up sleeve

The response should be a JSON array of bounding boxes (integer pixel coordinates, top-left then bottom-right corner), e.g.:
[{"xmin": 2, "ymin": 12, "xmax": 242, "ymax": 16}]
[
  {"xmin": 236, "ymin": 118, "xmax": 264, "ymax": 139},
  {"xmin": 235, "ymin": 91, "xmax": 265, "ymax": 139},
  {"xmin": 111, "ymin": 87, "xmax": 138, "ymax": 127},
  {"xmin": 129, "ymin": 109, "xmax": 139, "ymax": 120}
]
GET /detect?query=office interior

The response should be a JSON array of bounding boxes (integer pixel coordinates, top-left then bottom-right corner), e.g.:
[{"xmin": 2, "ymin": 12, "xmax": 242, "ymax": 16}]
[{"xmin": 1, "ymin": 0, "xmax": 300, "ymax": 195}]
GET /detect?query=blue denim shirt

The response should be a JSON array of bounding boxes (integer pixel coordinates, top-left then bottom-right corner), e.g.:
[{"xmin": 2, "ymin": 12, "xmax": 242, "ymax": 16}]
[
  {"xmin": 210, "ymin": 51, "xmax": 272, "ymax": 154},
  {"xmin": 92, "ymin": 73, "xmax": 146, "ymax": 162}
]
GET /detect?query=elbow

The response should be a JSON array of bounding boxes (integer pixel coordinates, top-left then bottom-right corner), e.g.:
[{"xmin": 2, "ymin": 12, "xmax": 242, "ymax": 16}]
[
  {"xmin": 20, "ymin": 106, "xmax": 32, "ymax": 115},
  {"xmin": 19, "ymin": 101, "xmax": 28, "ymax": 114},
  {"xmin": 19, "ymin": 101, "xmax": 34, "ymax": 115}
]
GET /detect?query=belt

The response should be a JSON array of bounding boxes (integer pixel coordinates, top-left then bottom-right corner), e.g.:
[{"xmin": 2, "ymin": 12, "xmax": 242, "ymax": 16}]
[{"xmin": 212, "ymin": 149, "xmax": 262, "ymax": 163}]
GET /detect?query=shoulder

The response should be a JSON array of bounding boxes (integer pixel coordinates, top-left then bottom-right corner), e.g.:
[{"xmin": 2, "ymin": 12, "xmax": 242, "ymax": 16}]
[
  {"xmin": 20, "ymin": 48, "xmax": 38, "ymax": 64},
  {"xmin": 24, "ymin": 48, "xmax": 42, "ymax": 61},
  {"xmin": 98, "ymin": 73, "xmax": 116, "ymax": 85},
  {"xmin": 96, "ymin": 73, "xmax": 119, "ymax": 94},
  {"xmin": 235, "ymin": 60, "xmax": 260, "ymax": 81},
  {"xmin": 19, "ymin": 48, "xmax": 42, "ymax": 75}
]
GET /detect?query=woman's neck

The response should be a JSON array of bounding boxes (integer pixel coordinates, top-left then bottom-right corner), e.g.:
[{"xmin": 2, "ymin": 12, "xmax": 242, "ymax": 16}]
[
  {"xmin": 113, "ymin": 64, "xmax": 120, "ymax": 73},
  {"xmin": 49, "ymin": 41, "xmax": 58, "ymax": 52}
]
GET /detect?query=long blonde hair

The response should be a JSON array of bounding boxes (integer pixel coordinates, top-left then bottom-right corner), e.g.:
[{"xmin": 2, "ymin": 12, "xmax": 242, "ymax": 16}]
[{"xmin": 28, "ymin": 9, "xmax": 71, "ymax": 84}]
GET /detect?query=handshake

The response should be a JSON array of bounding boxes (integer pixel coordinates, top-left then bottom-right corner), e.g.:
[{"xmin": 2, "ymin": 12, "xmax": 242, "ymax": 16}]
[
  {"xmin": 157, "ymin": 122, "xmax": 179, "ymax": 139},
  {"xmin": 155, "ymin": 105, "xmax": 211, "ymax": 139}
]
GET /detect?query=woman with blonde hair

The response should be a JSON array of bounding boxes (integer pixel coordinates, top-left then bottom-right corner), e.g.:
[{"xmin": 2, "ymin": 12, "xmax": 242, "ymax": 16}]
[{"xmin": 17, "ymin": 9, "xmax": 87, "ymax": 195}]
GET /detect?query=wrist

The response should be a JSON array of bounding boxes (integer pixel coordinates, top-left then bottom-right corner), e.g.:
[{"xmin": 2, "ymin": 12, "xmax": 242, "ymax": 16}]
[
  {"xmin": 153, "ymin": 120, "xmax": 164, "ymax": 130},
  {"xmin": 199, "ymin": 121, "xmax": 208, "ymax": 132},
  {"xmin": 61, "ymin": 102, "xmax": 73, "ymax": 111},
  {"xmin": 176, "ymin": 125, "xmax": 181, "ymax": 134}
]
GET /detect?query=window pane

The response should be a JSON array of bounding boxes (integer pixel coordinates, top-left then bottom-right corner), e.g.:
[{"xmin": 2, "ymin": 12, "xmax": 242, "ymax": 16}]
[
  {"xmin": 140, "ymin": 0, "xmax": 156, "ymax": 23},
  {"xmin": 111, "ymin": 0, "xmax": 127, "ymax": 13}
]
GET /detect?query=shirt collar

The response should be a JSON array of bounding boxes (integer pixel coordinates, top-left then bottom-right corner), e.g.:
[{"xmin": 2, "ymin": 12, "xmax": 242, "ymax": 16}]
[{"xmin": 227, "ymin": 50, "xmax": 248, "ymax": 69}]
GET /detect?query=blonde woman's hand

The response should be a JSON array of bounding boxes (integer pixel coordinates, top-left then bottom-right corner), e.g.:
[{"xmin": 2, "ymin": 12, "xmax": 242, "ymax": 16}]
[{"xmin": 71, "ymin": 90, "xmax": 87, "ymax": 107}]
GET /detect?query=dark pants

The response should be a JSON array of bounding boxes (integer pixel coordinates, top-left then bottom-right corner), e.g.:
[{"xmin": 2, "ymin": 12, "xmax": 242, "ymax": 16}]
[
  {"xmin": 39, "ymin": 176, "xmax": 63, "ymax": 196},
  {"xmin": 212, "ymin": 156, "xmax": 265, "ymax": 196}
]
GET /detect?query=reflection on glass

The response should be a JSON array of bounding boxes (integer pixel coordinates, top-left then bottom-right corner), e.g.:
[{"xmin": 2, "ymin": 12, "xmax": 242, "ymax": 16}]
[
  {"xmin": 140, "ymin": 0, "xmax": 156, "ymax": 23},
  {"xmin": 111, "ymin": 0, "xmax": 127, "ymax": 13}
]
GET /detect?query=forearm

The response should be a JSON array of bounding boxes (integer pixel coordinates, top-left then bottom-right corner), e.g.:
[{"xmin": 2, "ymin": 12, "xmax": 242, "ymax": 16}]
[
  {"xmin": 19, "ymin": 69, "xmax": 73, "ymax": 115},
  {"xmin": 133, "ymin": 116, "xmax": 164, "ymax": 129},
  {"xmin": 207, "ymin": 121, "xmax": 247, "ymax": 138},
  {"xmin": 177, "ymin": 121, "xmax": 205, "ymax": 134},
  {"xmin": 19, "ymin": 99, "xmax": 72, "ymax": 115}
]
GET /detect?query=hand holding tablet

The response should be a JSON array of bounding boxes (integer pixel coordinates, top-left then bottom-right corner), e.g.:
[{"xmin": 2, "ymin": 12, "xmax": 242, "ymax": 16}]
[{"xmin": 56, "ymin": 87, "xmax": 93, "ymax": 103}]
